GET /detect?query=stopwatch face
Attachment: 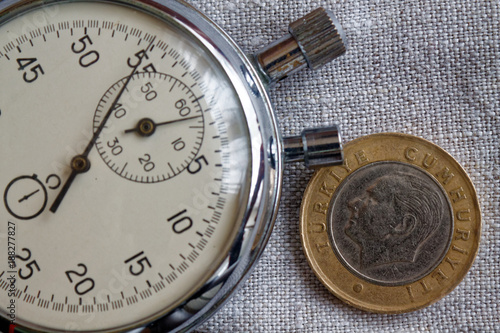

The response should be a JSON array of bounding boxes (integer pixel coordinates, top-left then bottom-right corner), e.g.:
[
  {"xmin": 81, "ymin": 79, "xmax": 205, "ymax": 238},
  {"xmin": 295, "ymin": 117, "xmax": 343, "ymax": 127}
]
[{"xmin": 0, "ymin": 0, "xmax": 270, "ymax": 331}]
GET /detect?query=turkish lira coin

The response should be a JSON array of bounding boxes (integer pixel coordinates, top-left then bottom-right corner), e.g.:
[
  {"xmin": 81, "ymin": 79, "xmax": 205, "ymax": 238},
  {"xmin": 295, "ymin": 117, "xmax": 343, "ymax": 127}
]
[{"xmin": 300, "ymin": 133, "xmax": 480, "ymax": 313}]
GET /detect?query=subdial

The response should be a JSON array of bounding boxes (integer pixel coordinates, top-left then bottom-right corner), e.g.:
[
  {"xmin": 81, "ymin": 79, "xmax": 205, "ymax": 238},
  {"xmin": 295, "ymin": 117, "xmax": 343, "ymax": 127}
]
[
  {"xmin": 93, "ymin": 72, "xmax": 205, "ymax": 183},
  {"xmin": 4, "ymin": 174, "xmax": 48, "ymax": 220}
]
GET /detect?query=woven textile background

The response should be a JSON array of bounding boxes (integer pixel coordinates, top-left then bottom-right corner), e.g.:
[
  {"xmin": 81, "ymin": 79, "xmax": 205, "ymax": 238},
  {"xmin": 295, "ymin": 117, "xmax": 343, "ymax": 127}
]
[{"xmin": 189, "ymin": 0, "xmax": 499, "ymax": 332}]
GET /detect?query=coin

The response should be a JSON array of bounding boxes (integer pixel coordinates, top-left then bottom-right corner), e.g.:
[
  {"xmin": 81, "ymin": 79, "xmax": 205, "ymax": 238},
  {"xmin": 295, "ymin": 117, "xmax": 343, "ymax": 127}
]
[{"xmin": 300, "ymin": 133, "xmax": 481, "ymax": 313}]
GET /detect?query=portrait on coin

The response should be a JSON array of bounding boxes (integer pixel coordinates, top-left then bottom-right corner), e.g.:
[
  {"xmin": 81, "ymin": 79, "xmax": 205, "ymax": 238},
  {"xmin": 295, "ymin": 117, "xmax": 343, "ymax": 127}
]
[{"xmin": 345, "ymin": 172, "xmax": 444, "ymax": 268}]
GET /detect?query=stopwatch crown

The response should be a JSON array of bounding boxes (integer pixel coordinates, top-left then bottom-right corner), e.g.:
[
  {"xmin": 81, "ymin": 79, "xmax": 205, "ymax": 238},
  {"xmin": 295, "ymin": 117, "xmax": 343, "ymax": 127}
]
[
  {"xmin": 289, "ymin": 7, "xmax": 347, "ymax": 70},
  {"xmin": 253, "ymin": 7, "xmax": 347, "ymax": 85}
]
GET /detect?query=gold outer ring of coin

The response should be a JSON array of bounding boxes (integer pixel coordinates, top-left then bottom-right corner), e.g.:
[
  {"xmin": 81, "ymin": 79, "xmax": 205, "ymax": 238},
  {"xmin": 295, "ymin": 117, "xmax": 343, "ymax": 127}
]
[{"xmin": 300, "ymin": 133, "xmax": 481, "ymax": 313}]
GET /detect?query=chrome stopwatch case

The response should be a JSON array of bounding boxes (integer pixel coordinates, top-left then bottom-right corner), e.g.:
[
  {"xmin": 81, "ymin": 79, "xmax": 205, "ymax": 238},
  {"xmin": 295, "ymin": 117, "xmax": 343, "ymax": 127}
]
[{"xmin": 0, "ymin": 1, "xmax": 346, "ymax": 332}]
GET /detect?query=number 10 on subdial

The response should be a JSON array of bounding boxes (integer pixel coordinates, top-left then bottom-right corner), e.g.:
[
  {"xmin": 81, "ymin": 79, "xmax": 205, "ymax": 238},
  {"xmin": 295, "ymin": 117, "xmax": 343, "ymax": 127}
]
[{"xmin": 94, "ymin": 72, "xmax": 205, "ymax": 183}]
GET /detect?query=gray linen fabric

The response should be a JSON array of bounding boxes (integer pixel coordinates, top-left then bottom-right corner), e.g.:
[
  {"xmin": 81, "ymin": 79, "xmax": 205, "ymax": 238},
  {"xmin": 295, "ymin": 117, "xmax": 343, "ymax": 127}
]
[{"xmin": 190, "ymin": 0, "xmax": 499, "ymax": 331}]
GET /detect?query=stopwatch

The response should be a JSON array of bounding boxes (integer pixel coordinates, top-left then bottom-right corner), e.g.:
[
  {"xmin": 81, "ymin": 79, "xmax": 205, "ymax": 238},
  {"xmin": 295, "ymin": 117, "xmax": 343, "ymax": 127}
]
[{"xmin": 0, "ymin": 1, "xmax": 346, "ymax": 332}]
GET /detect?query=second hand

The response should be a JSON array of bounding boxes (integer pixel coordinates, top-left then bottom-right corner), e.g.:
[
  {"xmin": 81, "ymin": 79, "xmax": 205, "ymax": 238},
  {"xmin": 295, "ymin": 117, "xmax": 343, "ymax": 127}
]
[{"xmin": 50, "ymin": 39, "xmax": 156, "ymax": 213}]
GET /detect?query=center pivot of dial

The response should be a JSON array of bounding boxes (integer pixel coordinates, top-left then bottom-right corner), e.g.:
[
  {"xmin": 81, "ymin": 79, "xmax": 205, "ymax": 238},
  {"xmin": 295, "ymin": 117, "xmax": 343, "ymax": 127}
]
[
  {"xmin": 93, "ymin": 72, "xmax": 205, "ymax": 183},
  {"xmin": 136, "ymin": 118, "xmax": 156, "ymax": 137},
  {"xmin": 71, "ymin": 155, "xmax": 91, "ymax": 173}
]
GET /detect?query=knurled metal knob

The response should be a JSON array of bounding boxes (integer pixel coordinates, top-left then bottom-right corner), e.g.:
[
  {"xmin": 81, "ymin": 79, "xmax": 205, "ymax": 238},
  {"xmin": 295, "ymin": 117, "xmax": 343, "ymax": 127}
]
[
  {"xmin": 254, "ymin": 7, "xmax": 347, "ymax": 84},
  {"xmin": 289, "ymin": 7, "xmax": 347, "ymax": 70}
]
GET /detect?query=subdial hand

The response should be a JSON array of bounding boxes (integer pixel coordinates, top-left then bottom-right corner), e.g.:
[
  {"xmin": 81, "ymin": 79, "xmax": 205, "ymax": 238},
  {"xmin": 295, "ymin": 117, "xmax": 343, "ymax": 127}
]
[
  {"xmin": 19, "ymin": 189, "xmax": 40, "ymax": 203},
  {"xmin": 49, "ymin": 39, "xmax": 155, "ymax": 213},
  {"xmin": 124, "ymin": 115, "xmax": 202, "ymax": 137}
]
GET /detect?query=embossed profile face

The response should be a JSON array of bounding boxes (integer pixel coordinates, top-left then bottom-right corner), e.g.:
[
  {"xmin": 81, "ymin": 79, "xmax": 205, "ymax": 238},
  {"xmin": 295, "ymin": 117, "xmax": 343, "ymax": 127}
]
[{"xmin": 329, "ymin": 162, "xmax": 454, "ymax": 286}]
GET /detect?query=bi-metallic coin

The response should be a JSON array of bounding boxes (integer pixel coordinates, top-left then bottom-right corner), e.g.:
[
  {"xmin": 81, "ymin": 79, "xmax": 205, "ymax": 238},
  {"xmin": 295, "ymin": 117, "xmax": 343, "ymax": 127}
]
[{"xmin": 300, "ymin": 133, "xmax": 481, "ymax": 313}]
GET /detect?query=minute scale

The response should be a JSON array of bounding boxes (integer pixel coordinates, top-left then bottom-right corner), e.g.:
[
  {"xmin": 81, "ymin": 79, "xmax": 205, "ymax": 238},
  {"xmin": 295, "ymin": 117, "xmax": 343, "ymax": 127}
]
[{"xmin": 0, "ymin": 3, "xmax": 248, "ymax": 331}]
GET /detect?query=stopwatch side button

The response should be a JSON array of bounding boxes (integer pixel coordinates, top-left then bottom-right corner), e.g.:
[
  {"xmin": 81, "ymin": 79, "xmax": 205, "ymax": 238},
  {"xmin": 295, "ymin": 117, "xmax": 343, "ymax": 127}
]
[
  {"xmin": 253, "ymin": 8, "xmax": 347, "ymax": 85},
  {"xmin": 283, "ymin": 125, "xmax": 344, "ymax": 168}
]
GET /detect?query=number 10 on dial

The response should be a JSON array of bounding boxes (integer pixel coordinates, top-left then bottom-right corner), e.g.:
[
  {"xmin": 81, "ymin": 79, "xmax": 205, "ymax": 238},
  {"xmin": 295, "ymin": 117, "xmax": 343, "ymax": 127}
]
[{"xmin": 0, "ymin": 0, "xmax": 251, "ymax": 331}]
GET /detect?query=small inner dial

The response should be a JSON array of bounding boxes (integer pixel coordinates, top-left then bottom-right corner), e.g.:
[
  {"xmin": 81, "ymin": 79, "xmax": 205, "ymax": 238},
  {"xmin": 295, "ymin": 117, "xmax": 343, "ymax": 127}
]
[{"xmin": 94, "ymin": 72, "xmax": 205, "ymax": 183}]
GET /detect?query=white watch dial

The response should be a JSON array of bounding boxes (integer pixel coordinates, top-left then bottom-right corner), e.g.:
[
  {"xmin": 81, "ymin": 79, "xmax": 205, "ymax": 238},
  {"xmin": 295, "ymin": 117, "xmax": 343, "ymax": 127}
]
[{"xmin": 0, "ymin": 1, "xmax": 251, "ymax": 331}]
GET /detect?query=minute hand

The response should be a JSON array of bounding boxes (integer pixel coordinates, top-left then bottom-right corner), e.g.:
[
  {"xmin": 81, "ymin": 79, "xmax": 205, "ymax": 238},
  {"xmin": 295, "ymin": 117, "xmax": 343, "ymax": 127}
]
[
  {"xmin": 50, "ymin": 40, "xmax": 155, "ymax": 213},
  {"xmin": 124, "ymin": 115, "xmax": 202, "ymax": 136}
]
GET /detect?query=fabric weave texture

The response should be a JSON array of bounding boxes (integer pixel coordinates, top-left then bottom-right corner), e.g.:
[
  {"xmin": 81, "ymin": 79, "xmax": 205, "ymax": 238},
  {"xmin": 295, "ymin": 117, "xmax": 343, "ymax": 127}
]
[{"xmin": 192, "ymin": 0, "xmax": 499, "ymax": 331}]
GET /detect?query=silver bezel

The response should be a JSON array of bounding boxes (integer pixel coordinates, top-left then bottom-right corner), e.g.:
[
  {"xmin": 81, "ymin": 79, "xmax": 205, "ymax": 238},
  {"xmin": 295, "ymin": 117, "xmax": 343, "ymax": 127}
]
[{"xmin": 0, "ymin": 0, "xmax": 282, "ymax": 332}]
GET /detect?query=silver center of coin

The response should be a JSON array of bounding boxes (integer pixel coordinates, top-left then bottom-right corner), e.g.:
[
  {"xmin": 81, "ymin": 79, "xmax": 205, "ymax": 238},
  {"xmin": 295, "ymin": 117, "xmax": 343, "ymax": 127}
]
[{"xmin": 328, "ymin": 161, "xmax": 453, "ymax": 286}]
